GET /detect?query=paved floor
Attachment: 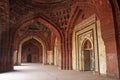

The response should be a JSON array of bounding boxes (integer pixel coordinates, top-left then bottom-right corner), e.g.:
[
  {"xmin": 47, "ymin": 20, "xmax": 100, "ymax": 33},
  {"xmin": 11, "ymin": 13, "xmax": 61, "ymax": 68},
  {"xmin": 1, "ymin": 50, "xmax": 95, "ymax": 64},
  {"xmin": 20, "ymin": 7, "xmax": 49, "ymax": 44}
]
[{"xmin": 0, "ymin": 63, "xmax": 118, "ymax": 80}]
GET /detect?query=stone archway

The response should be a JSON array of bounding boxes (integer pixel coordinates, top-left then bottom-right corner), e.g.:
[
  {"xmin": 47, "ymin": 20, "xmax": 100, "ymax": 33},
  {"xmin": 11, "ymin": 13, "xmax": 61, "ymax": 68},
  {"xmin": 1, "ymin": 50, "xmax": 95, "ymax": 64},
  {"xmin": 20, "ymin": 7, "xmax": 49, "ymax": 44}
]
[
  {"xmin": 16, "ymin": 36, "xmax": 47, "ymax": 65},
  {"xmin": 13, "ymin": 17, "xmax": 63, "ymax": 68},
  {"xmin": 21, "ymin": 39, "xmax": 42, "ymax": 63},
  {"xmin": 54, "ymin": 38, "xmax": 59, "ymax": 66}
]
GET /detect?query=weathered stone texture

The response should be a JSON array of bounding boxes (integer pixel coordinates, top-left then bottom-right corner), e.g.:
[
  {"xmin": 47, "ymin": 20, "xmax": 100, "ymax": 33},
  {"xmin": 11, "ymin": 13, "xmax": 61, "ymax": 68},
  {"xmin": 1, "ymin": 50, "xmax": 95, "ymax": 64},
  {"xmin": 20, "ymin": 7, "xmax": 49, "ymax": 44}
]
[{"xmin": 0, "ymin": 0, "xmax": 120, "ymax": 79}]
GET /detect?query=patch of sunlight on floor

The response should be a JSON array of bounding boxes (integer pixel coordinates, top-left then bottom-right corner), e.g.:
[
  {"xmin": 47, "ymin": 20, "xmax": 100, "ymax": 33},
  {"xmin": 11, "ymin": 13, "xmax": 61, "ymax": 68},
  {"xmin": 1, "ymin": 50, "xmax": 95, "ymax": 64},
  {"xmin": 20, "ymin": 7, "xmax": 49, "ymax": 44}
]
[{"xmin": 0, "ymin": 63, "xmax": 118, "ymax": 80}]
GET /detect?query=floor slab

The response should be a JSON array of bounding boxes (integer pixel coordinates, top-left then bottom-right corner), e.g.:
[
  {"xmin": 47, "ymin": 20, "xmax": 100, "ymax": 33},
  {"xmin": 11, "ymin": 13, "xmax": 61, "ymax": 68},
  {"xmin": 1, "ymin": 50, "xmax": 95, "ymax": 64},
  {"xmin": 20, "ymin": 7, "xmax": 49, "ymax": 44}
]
[{"xmin": 0, "ymin": 63, "xmax": 118, "ymax": 80}]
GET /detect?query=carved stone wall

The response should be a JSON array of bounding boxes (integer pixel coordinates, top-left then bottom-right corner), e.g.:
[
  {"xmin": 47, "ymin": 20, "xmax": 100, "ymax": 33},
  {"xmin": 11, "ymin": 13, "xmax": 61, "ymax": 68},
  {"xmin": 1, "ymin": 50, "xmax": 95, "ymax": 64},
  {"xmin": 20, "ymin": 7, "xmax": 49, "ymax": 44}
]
[
  {"xmin": 72, "ymin": 15, "xmax": 106, "ymax": 74},
  {"xmin": 0, "ymin": 0, "xmax": 120, "ymax": 79},
  {"xmin": 67, "ymin": 0, "xmax": 119, "ymax": 78}
]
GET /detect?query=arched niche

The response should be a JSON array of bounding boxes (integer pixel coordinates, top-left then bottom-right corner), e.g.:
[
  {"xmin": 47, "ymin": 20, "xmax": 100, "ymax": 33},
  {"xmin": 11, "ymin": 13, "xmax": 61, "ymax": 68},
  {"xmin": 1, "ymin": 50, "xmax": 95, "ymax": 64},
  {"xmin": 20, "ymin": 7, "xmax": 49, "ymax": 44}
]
[
  {"xmin": 81, "ymin": 39, "xmax": 94, "ymax": 71},
  {"xmin": 72, "ymin": 14, "xmax": 106, "ymax": 74}
]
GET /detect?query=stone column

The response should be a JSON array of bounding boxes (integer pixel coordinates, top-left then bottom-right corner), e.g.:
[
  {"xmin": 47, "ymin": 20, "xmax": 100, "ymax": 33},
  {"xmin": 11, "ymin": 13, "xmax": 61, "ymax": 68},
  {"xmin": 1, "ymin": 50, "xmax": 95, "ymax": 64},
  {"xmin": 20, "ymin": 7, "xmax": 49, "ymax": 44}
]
[
  {"xmin": 17, "ymin": 47, "xmax": 22, "ymax": 65},
  {"xmin": 68, "ymin": 34, "xmax": 72, "ymax": 70},
  {"xmin": 13, "ymin": 50, "xmax": 18, "ymax": 65},
  {"xmin": 0, "ymin": 31, "xmax": 11, "ymax": 72},
  {"xmin": 65, "ymin": 32, "xmax": 72, "ymax": 70},
  {"xmin": 0, "ymin": 0, "xmax": 13, "ymax": 72},
  {"xmin": 61, "ymin": 39, "xmax": 66, "ymax": 69}
]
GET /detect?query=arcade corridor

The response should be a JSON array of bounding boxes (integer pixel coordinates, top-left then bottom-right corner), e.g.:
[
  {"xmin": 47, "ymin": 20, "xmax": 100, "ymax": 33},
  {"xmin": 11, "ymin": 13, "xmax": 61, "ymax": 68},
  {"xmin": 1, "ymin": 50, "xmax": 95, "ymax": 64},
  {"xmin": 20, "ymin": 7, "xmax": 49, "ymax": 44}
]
[
  {"xmin": 0, "ymin": 63, "xmax": 117, "ymax": 80},
  {"xmin": 0, "ymin": 0, "xmax": 120, "ymax": 80}
]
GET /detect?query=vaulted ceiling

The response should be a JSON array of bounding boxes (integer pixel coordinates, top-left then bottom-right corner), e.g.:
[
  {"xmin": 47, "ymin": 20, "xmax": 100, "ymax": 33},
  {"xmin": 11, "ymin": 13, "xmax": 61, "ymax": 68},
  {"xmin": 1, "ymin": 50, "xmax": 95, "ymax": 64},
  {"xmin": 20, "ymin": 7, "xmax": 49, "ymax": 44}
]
[{"xmin": 9, "ymin": 0, "xmax": 74, "ymax": 30}]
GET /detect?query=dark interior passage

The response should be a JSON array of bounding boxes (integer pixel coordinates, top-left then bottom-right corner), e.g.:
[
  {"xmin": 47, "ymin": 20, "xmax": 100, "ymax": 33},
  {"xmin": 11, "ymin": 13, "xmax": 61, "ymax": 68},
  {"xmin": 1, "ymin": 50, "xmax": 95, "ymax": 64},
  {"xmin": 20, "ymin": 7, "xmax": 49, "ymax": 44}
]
[{"xmin": 27, "ymin": 54, "xmax": 32, "ymax": 63}]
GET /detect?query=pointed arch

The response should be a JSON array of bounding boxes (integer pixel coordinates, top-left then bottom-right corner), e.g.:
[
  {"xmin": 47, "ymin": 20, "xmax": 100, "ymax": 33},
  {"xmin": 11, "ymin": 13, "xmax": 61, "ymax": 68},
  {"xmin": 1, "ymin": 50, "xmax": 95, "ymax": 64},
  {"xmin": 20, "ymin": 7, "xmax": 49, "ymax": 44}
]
[
  {"xmin": 81, "ymin": 38, "xmax": 93, "ymax": 51},
  {"xmin": 17, "ymin": 35, "xmax": 47, "ymax": 65},
  {"xmin": 13, "ymin": 15, "xmax": 63, "ymax": 66}
]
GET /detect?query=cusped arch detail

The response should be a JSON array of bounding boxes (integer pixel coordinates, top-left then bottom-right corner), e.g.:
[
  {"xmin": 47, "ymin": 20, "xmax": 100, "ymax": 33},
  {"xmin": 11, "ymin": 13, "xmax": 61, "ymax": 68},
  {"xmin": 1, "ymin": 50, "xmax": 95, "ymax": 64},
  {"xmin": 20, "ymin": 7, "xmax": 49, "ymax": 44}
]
[{"xmin": 81, "ymin": 38, "xmax": 93, "ymax": 50}]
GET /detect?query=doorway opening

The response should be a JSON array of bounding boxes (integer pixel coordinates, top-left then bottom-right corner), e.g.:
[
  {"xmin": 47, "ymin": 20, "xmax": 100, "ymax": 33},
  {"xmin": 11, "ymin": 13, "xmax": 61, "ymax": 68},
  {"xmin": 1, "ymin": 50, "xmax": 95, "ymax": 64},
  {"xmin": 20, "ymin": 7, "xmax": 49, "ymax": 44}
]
[
  {"xmin": 27, "ymin": 54, "xmax": 32, "ymax": 63},
  {"xmin": 82, "ymin": 39, "xmax": 92, "ymax": 71},
  {"xmin": 84, "ymin": 50, "xmax": 91, "ymax": 71}
]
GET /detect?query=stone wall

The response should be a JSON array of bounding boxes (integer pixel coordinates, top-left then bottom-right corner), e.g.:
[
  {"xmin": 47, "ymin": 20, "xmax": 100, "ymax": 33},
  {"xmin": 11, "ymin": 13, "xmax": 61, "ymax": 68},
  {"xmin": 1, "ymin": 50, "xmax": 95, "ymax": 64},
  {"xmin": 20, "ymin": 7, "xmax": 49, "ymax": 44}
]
[
  {"xmin": 67, "ymin": 0, "xmax": 119, "ymax": 78},
  {"xmin": 72, "ymin": 15, "xmax": 106, "ymax": 74}
]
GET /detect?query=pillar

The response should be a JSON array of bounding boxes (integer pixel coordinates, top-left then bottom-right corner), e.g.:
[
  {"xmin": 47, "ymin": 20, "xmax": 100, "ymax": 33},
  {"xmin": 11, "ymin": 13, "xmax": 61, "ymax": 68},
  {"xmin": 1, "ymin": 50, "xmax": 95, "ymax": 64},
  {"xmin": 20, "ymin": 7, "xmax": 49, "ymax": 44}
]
[
  {"xmin": 13, "ymin": 50, "xmax": 18, "ymax": 65},
  {"xmin": 0, "ymin": 0, "xmax": 13, "ymax": 72},
  {"xmin": 61, "ymin": 38, "xmax": 66, "ymax": 69},
  {"xmin": 65, "ymin": 31, "xmax": 72, "ymax": 70}
]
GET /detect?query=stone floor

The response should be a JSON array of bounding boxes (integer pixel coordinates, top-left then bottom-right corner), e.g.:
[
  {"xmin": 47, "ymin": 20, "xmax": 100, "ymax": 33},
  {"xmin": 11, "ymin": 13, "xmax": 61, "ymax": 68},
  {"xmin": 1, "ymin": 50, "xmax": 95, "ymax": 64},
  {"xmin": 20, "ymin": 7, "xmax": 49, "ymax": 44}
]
[{"xmin": 0, "ymin": 63, "xmax": 118, "ymax": 80}]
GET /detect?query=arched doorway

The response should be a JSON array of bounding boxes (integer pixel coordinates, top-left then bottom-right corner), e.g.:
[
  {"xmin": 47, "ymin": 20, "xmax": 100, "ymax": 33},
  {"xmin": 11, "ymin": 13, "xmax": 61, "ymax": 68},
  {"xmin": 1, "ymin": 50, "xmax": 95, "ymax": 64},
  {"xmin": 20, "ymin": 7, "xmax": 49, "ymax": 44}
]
[
  {"xmin": 27, "ymin": 54, "xmax": 32, "ymax": 63},
  {"xmin": 16, "ymin": 36, "xmax": 47, "ymax": 65},
  {"xmin": 21, "ymin": 39, "xmax": 43, "ymax": 63},
  {"xmin": 82, "ymin": 40, "xmax": 92, "ymax": 71},
  {"xmin": 13, "ymin": 17, "xmax": 62, "ymax": 68}
]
